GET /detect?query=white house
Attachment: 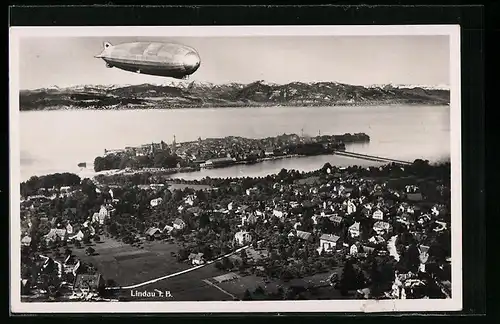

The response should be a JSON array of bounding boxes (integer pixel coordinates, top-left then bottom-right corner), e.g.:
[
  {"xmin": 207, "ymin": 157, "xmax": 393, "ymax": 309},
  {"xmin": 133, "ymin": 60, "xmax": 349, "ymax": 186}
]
[
  {"xmin": 350, "ymin": 244, "xmax": 359, "ymax": 255},
  {"xmin": 69, "ymin": 230, "xmax": 85, "ymax": 242},
  {"xmin": 60, "ymin": 186, "xmax": 71, "ymax": 194},
  {"xmin": 173, "ymin": 218, "xmax": 186, "ymax": 230},
  {"xmin": 189, "ymin": 253, "xmax": 205, "ymax": 265},
  {"xmin": 347, "ymin": 201, "xmax": 357, "ymax": 215},
  {"xmin": 44, "ymin": 229, "xmax": 67, "ymax": 242},
  {"xmin": 21, "ymin": 235, "xmax": 32, "ymax": 247},
  {"xmin": 185, "ymin": 195, "xmax": 195, "ymax": 206},
  {"xmin": 273, "ymin": 209, "xmax": 285, "ymax": 219},
  {"xmin": 319, "ymin": 234, "xmax": 340, "ymax": 253},
  {"xmin": 234, "ymin": 231, "xmax": 253, "ymax": 246},
  {"xmin": 372, "ymin": 209, "xmax": 384, "ymax": 220},
  {"xmin": 99, "ymin": 205, "xmax": 109, "ymax": 218},
  {"xmin": 66, "ymin": 223, "xmax": 74, "ymax": 235},
  {"xmin": 349, "ymin": 222, "xmax": 361, "ymax": 238},
  {"xmin": 373, "ymin": 221, "xmax": 391, "ymax": 235},
  {"xmin": 91, "ymin": 212, "xmax": 100, "ymax": 224},
  {"xmin": 150, "ymin": 198, "xmax": 163, "ymax": 207},
  {"xmin": 369, "ymin": 235, "xmax": 386, "ymax": 245},
  {"xmin": 163, "ymin": 224, "xmax": 174, "ymax": 233},
  {"xmin": 434, "ymin": 221, "xmax": 448, "ymax": 232},
  {"xmin": 418, "ymin": 245, "xmax": 430, "ymax": 272}
]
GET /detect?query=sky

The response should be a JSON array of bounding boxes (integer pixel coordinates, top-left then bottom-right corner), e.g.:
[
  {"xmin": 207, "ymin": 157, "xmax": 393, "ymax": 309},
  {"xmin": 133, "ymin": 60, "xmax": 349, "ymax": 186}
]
[{"xmin": 18, "ymin": 35, "xmax": 450, "ymax": 89}]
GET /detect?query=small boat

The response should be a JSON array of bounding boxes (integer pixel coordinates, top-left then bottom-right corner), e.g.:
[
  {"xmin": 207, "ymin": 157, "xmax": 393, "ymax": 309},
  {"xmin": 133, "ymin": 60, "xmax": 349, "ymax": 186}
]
[{"xmin": 78, "ymin": 162, "xmax": 87, "ymax": 168}]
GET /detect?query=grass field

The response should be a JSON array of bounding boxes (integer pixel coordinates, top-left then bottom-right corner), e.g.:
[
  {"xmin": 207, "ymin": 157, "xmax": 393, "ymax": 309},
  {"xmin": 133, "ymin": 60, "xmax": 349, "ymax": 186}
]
[
  {"xmin": 72, "ymin": 238, "xmax": 190, "ymax": 286},
  {"xmin": 117, "ymin": 263, "xmax": 233, "ymax": 301},
  {"xmin": 71, "ymin": 236, "xmax": 234, "ymax": 301}
]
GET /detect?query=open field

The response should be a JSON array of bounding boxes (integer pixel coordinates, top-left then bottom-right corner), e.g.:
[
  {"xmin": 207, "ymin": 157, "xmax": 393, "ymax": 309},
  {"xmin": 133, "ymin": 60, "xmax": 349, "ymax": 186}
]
[
  {"xmin": 116, "ymin": 263, "xmax": 233, "ymax": 301},
  {"xmin": 71, "ymin": 236, "xmax": 236, "ymax": 301},
  {"xmin": 72, "ymin": 238, "xmax": 190, "ymax": 286},
  {"xmin": 213, "ymin": 270, "xmax": 344, "ymax": 300}
]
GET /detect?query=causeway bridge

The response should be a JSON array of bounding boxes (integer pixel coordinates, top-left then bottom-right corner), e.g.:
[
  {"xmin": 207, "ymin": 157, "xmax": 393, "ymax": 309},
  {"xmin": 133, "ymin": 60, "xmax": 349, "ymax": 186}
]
[{"xmin": 333, "ymin": 150, "xmax": 413, "ymax": 165}]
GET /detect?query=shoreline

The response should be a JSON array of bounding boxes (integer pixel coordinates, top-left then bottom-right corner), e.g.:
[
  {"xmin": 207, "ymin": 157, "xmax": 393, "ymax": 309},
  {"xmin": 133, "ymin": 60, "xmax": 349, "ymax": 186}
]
[
  {"xmin": 20, "ymin": 102, "xmax": 450, "ymax": 112},
  {"xmin": 20, "ymin": 152, "xmax": 450, "ymax": 185}
]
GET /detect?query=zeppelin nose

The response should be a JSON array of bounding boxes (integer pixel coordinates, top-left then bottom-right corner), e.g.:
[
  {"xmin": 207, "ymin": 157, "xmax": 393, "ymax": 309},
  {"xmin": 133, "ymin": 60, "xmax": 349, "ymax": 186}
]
[{"xmin": 183, "ymin": 51, "xmax": 201, "ymax": 74}]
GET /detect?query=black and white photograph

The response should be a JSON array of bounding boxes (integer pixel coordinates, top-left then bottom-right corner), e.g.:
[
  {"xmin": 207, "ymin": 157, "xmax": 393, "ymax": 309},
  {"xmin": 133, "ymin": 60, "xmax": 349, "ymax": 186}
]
[{"xmin": 9, "ymin": 25, "xmax": 462, "ymax": 313}]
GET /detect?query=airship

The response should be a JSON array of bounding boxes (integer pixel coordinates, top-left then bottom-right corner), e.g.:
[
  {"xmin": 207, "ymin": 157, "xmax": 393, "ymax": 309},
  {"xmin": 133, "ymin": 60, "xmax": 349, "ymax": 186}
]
[{"xmin": 95, "ymin": 41, "xmax": 201, "ymax": 80}]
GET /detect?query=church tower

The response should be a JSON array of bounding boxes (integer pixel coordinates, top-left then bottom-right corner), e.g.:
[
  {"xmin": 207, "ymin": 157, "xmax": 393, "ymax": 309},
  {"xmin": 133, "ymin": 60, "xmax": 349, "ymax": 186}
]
[{"xmin": 171, "ymin": 135, "xmax": 177, "ymax": 154}]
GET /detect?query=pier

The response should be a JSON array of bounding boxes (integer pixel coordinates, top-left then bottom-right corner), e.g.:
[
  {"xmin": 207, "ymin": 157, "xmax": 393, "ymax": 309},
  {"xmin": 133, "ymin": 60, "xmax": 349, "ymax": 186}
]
[{"xmin": 333, "ymin": 150, "xmax": 413, "ymax": 165}]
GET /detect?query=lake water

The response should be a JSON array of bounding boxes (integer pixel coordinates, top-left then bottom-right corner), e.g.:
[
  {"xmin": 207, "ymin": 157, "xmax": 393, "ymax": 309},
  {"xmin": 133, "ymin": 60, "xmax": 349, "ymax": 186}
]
[{"xmin": 19, "ymin": 105, "xmax": 450, "ymax": 182}]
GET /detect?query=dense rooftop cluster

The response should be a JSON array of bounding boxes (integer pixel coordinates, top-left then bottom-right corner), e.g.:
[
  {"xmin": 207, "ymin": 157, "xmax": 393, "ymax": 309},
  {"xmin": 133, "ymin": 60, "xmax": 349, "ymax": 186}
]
[
  {"xmin": 20, "ymin": 159, "xmax": 451, "ymax": 300},
  {"xmin": 93, "ymin": 133, "xmax": 369, "ymax": 173}
]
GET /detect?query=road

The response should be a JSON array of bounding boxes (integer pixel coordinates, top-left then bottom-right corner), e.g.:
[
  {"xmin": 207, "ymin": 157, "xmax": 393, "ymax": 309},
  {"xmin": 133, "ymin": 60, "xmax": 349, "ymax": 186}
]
[{"xmin": 106, "ymin": 239, "xmax": 264, "ymax": 290}]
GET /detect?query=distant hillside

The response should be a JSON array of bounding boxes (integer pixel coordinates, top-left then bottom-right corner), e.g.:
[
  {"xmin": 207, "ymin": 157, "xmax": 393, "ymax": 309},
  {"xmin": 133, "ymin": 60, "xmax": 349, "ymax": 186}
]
[{"xmin": 19, "ymin": 81, "xmax": 450, "ymax": 111}]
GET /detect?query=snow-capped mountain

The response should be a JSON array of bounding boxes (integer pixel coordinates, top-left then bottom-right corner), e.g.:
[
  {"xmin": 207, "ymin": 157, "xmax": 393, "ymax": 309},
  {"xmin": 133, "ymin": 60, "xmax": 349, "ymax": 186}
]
[{"xmin": 19, "ymin": 80, "xmax": 450, "ymax": 111}]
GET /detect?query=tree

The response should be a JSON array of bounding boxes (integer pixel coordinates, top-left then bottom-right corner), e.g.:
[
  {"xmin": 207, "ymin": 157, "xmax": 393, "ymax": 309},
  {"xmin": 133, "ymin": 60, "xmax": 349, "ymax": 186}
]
[
  {"xmin": 106, "ymin": 279, "xmax": 118, "ymax": 287},
  {"xmin": 338, "ymin": 259, "xmax": 359, "ymax": 296},
  {"xmin": 402, "ymin": 244, "xmax": 421, "ymax": 273},
  {"xmin": 242, "ymin": 289, "xmax": 252, "ymax": 300},
  {"xmin": 177, "ymin": 248, "xmax": 189, "ymax": 262},
  {"xmin": 199, "ymin": 213, "xmax": 210, "ymax": 228},
  {"xmin": 254, "ymin": 286, "xmax": 265, "ymax": 295}
]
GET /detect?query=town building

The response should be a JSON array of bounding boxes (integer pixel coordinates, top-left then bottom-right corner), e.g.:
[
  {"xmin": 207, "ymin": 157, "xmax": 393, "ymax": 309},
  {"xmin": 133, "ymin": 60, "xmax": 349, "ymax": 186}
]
[
  {"xmin": 372, "ymin": 209, "xmax": 384, "ymax": 220},
  {"xmin": 69, "ymin": 230, "xmax": 85, "ymax": 242},
  {"xmin": 73, "ymin": 273, "xmax": 104, "ymax": 295},
  {"xmin": 145, "ymin": 227, "xmax": 162, "ymax": 240},
  {"xmin": 348, "ymin": 222, "xmax": 361, "ymax": 238},
  {"xmin": 63, "ymin": 255, "xmax": 81, "ymax": 275},
  {"xmin": 150, "ymin": 198, "xmax": 163, "ymax": 207},
  {"xmin": 288, "ymin": 230, "xmax": 313, "ymax": 242},
  {"xmin": 234, "ymin": 231, "xmax": 253, "ymax": 246},
  {"xmin": 173, "ymin": 218, "xmax": 187, "ymax": 230},
  {"xmin": 318, "ymin": 233, "xmax": 340, "ymax": 254},
  {"xmin": 373, "ymin": 221, "xmax": 391, "ymax": 235},
  {"xmin": 44, "ymin": 228, "xmax": 67, "ymax": 243},
  {"xmin": 188, "ymin": 252, "xmax": 205, "ymax": 265},
  {"xmin": 21, "ymin": 235, "xmax": 32, "ymax": 247}
]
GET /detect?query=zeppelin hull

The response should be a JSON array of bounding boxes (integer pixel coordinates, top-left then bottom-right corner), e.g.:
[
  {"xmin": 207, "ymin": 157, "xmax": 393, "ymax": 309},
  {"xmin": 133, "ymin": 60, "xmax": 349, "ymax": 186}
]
[
  {"xmin": 96, "ymin": 41, "xmax": 200, "ymax": 79},
  {"xmin": 103, "ymin": 58, "xmax": 187, "ymax": 79}
]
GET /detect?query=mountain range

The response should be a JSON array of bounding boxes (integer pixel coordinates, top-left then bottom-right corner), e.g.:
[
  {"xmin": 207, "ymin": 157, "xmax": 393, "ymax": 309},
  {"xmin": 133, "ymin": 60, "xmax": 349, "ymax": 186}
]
[{"xmin": 19, "ymin": 81, "xmax": 450, "ymax": 111}]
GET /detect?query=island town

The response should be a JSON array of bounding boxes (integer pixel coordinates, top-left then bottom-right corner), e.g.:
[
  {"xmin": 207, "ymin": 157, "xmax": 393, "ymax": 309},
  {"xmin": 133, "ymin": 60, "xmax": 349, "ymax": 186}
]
[
  {"xmin": 92, "ymin": 132, "xmax": 371, "ymax": 174},
  {"xmin": 19, "ymin": 140, "xmax": 452, "ymax": 302}
]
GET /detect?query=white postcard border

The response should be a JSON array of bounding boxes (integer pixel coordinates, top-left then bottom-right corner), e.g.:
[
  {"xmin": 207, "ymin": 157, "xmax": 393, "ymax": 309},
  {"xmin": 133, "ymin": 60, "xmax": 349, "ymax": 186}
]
[{"xmin": 9, "ymin": 24, "xmax": 462, "ymax": 313}]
